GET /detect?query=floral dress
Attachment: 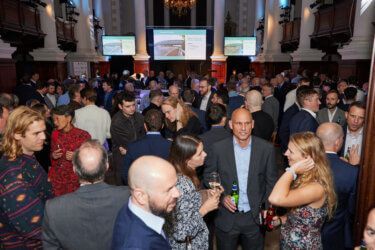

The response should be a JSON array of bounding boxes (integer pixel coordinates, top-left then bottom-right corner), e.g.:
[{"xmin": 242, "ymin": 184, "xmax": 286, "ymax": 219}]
[
  {"xmin": 48, "ymin": 126, "xmax": 90, "ymax": 196},
  {"xmin": 281, "ymin": 203, "xmax": 328, "ymax": 249},
  {"xmin": 164, "ymin": 175, "xmax": 209, "ymax": 250}
]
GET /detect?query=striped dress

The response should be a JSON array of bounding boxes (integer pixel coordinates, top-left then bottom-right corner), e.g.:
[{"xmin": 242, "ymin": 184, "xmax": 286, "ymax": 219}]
[{"xmin": 0, "ymin": 154, "xmax": 53, "ymax": 249}]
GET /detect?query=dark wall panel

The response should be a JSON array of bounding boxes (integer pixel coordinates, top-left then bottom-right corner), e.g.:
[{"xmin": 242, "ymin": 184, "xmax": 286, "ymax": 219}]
[
  {"xmin": 196, "ymin": 0, "xmax": 207, "ymax": 26},
  {"xmin": 153, "ymin": 0, "xmax": 164, "ymax": 26}
]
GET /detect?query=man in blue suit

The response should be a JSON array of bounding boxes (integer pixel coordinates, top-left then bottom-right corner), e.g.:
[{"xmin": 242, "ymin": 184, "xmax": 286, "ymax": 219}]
[
  {"xmin": 317, "ymin": 123, "xmax": 359, "ymax": 250},
  {"xmin": 289, "ymin": 88, "xmax": 320, "ymax": 135},
  {"xmin": 122, "ymin": 109, "xmax": 171, "ymax": 185},
  {"xmin": 112, "ymin": 156, "xmax": 180, "ymax": 250}
]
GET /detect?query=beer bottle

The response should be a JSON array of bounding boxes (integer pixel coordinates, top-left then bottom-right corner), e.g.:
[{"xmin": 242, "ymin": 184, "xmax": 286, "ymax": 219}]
[
  {"xmin": 265, "ymin": 205, "xmax": 276, "ymax": 231},
  {"xmin": 230, "ymin": 181, "xmax": 239, "ymax": 211}
]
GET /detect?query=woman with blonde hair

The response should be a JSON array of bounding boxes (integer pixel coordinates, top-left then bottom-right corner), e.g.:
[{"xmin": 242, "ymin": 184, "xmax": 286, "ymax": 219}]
[
  {"xmin": 268, "ymin": 132, "xmax": 336, "ymax": 249},
  {"xmin": 161, "ymin": 97, "xmax": 203, "ymax": 138}
]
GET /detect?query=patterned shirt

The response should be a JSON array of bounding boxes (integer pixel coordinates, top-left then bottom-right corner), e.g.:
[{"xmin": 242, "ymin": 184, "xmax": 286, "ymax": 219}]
[{"xmin": 0, "ymin": 154, "xmax": 53, "ymax": 249}]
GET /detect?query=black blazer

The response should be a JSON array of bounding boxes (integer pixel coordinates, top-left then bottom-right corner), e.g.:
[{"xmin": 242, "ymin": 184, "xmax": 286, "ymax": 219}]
[
  {"xmin": 321, "ymin": 153, "xmax": 359, "ymax": 249},
  {"xmin": 111, "ymin": 204, "xmax": 171, "ymax": 250},
  {"xmin": 122, "ymin": 133, "xmax": 171, "ymax": 184},
  {"xmin": 252, "ymin": 110, "xmax": 274, "ymax": 141},
  {"xmin": 289, "ymin": 109, "xmax": 319, "ymax": 135},
  {"xmin": 194, "ymin": 92, "xmax": 214, "ymax": 111},
  {"xmin": 204, "ymin": 136, "xmax": 278, "ymax": 232}
]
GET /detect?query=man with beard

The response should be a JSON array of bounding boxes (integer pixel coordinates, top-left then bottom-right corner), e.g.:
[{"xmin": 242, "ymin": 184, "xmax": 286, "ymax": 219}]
[
  {"xmin": 317, "ymin": 90, "xmax": 346, "ymax": 127},
  {"xmin": 112, "ymin": 156, "xmax": 180, "ymax": 249}
]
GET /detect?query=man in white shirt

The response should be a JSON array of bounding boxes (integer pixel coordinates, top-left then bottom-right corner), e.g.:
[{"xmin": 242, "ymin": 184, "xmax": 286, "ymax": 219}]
[
  {"xmin": 284, "ymin": 77, "xmax": 310, "ymax": 111},
  {"xmin": 45, "ymin": 82, "xmax": 57, "ymax": 109},
  {"xmin": 74, "ymin": 88, "xmax": 111, "ymax": 146},
  {"xmin": 341, "ymin": 101, "xmax": 365, "ymax": 160}
]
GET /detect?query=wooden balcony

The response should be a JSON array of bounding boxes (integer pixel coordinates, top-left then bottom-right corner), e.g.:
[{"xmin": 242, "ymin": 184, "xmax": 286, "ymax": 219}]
[
  {"xmin": 311, "ymin": 0, "xmax": 355, "ymax": 50},
  {"xmin": 0, "ymin": 0, "xmax": 45, "ymax": 47},
  {"xmin": 55, "ymin": 18, "xmax": 77, "ymax": 51},
  {"xmin": 280, "ymin": 18, "xmax": 301, "ymax": 52}
]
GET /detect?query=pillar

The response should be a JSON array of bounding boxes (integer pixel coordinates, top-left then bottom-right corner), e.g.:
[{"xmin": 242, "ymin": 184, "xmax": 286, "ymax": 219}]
[
  {"xmin": 338, "ymin": 0, "xmax": 374, "ymax": 60},
  {"xmin": 66, "ymin": 0, "xmax": 104, "ymax": 77},
  {"xmin": 30, "ymin": 0, "xmax": 66, "ymax": 61},
  {"xmin": 133, "ymin": 0, "xmax": 150, "ymax": 73},
  {"xmin": 255, "ymin": 0, "xmax": 290, "ymax": 62},
  {"xmin": 254, "ymin": 0, "xmax": 265, "ymax": 54},
  {"xmin": 290, "ymin": 0, "xmax": 325, "ymax": 61},
  {"xmin": 211, "ymin": 0, "xmax": 227, "ymax": 83}
]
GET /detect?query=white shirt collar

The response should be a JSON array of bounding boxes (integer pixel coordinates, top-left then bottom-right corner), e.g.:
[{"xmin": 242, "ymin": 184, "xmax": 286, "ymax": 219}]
[
  {"xmin": 347, "ymin": 126, "xmax": 364, "ymax": 136},
  {"xmin": 302, "ymin": 108, "xmax": 317, "ymax": 118},
  {"xmin": 265, "ymin": 95, "xmax": 273, "ymax": 99},
  {"xmin": 128, "ymin": 198, "xmax": 165, "ymax": 236},
  {"xmin": 325, "ymin": 151, "xmax": 337, "ymax": 154}
]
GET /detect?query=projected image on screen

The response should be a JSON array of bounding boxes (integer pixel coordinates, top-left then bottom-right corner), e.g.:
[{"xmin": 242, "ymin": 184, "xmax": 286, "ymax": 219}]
[
  {"xmin": 224, "ymin": 37, "xmax": 256, "ymax": 56},
  {"xmin": 102, "ymin": 36, "xmax": 135, "ymax": 56},
  {"xmin": 154, "ymin": 30, "xmax": 206, "ymax": 60}
]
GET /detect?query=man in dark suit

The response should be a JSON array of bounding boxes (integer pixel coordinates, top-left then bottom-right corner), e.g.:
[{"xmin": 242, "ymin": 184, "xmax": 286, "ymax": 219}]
[
  {"xmin": 245, "ymin": 90, "xmax": 274, "ymax": 141},
  {"xmin": 227, "ymin": 80, "xmax": 244, "ymax": 118},
  {"xmin": 42, "ymin": 140, "xmax": 130, "ymax": 250},
  {"xmin": 261, "ymin": 83, "xmax": 279, "ymax": 132},
  {"xmin": 141, "ymin": 89, "xmax": 163, "ymax": 116},
  {"xmin": 204, "ymin": 108, "xmax": 278, "ymax": 250},
  {"xmin": 274, "ymin": 74, "xmax": 293, "ymax": 124},
  {"xmin": 183, "ymin": 89, "xmax": 208, "ymax": 132},
  {"xmin": 122, "ymin": 109, "xmax": 171, "ymax": 184},
  {"xmin": 317, "ymin": 123, "xmax": 359, "ymax": 250},
  {"xmin": 112, "ymin": 156, "xmax": 180, "ymax": 250},
  {"xmin": 317, "ymin": 90, "xmax": 346, "ymax": 127},
  {"xmin": 102, "ymin": 80, "xmax": 116, "ymax": 112},
  {"xmin": 195, "ymin": 78, "xmax": 214, "ymax": 111},
  {"xmin": 289, "ymin": 88, "xmax": 320, "ymax": 135}
]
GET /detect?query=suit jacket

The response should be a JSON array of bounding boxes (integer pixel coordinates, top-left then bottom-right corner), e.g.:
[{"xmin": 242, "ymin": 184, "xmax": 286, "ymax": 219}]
[
  {"xmin": 190, "ymin": 106, "xmax": 208, "ymax": 132},
  {"xmin": 111, "ymin": 204, "xmax": 171, "ymax": 250},
  {"xmin": 104, "ymin": 90, "xmax": 116, "ymax": 112},
  {"xmin": 122, "ymin": 133, "xmax": 171, "ymax": 184},
  {"xmin": 278, "ymin": 103, "xmax": 300, "ymax": 152},
  {"xmin": 322, "ymin": 153, "xmax": 359, "ymax": 249},
  {"xmin": 262, "ymin": 95, "xmax": 279, "ymax": 130},
  {"xmin": 42, "ymin": 182, "xmax": 130, "ymax": 250},
  {"xmin": 289, "ymin": 109, "xmax": 319, "ymax": 135},
  {"xmin": 194, "ymin": 92, "xmax": 214, "ymax": 111},
  {"xmin": 252, "ymin": 110, "xmax": 275, "ymax": 141},
  {"xmin": 317, "ymin": 107, "xmax": 346, "ymax": 127},
  {"xmin": 204, "ymin": 136, "xmax": 278, "ymax": 232}
]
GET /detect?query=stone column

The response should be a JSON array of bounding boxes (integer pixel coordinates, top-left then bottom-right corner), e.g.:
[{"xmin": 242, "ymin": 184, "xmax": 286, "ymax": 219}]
[
  {"xmin": 30, "ymin": 0, "xmax": 66, "ymax": 61},
  {"xmin": 255, "ymin": 0, "xmax": 290, "ymax": 62},
  {"xmin": 66, "ymin": 0, "xmax": 102, "ymax": 62},
  {"xmin": 211, "ymin": 0, "xmax": 227, "ymax": 83},
  {"xmin": 338, "ymin": 0, "xmax": 374, "ymax": 60},
  {"xmin": 133, "ymin": 0, "xmax": 150, "ymax": 73},
  {"xmin": 290, "ymin": 0, "xmax": 324, "ymax": 61},
  {"xmin": 254, "ymin": 0, "xmax": 265, "ymax": 53}
]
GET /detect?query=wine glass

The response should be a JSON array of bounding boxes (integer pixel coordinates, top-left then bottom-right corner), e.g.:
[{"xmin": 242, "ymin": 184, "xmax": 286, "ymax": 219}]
[{"xmin": 208, "ymin": 172, "xmax": 221, "ymax": 190}]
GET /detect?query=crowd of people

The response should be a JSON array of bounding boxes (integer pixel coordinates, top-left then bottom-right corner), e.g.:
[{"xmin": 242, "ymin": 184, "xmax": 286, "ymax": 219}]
[{"xmin": 0, "ymin": 67, "xmax": 371, "ymax": 249}]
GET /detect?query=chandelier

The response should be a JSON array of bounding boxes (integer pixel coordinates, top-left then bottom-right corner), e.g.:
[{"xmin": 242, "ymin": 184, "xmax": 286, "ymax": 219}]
[{"xmin": 164, "ymin": 0, "xmax": 197, "ymax": 17}]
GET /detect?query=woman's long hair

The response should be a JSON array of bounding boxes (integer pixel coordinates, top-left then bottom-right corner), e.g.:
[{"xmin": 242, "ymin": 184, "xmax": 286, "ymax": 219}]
[
  {"xmin": 2, "ymin": 106, "xmax": 44, "ymax": 161},
  {"xmin": 289, "ymin": 132, "xmax": 336, "ymax": 218},
  {"xmin": 168, "ymin": 135, "xmax": 201, "ymax": 188},
  {"xmin": 162, "ymin": 97, "xmax": 196, "ymax": 132}
]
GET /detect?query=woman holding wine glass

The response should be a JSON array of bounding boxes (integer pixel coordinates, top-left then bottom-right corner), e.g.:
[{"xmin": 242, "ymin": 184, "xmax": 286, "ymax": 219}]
[
  {"xmin": 49, "ymin": 105, "xmax": 91, "ymax": 196},
  {"xmin": 164, "ymin": 135, "xmax": 223, "ymax": 250}
]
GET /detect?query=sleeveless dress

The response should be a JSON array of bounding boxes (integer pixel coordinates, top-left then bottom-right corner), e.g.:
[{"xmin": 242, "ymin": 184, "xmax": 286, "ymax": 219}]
[{"xmin": 281, "ymin": 203, "xmax": 328, "ymax": 249}]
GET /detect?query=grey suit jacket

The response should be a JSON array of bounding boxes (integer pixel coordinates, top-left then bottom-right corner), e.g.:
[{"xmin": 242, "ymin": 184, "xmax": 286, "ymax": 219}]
[
  {"xmin": 42, "ymin": 182, "xmax": 130, "ymax": 250},
  {"xmin": 204, "ymin": 136, "xmax": 278, "ymax": 232},
  {"xmin": 317, "ymin": 107, "xmax": 346, "ymax": 127},
  {"xmin": 262, "ymin": 95, "xmax": 279, "ymax": 130}
]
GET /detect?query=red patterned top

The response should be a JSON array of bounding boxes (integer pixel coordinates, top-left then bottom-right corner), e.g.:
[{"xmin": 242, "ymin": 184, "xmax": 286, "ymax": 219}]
[{"xmin": 49, "ymin": 126, "xmax": 90, "ymax": 196}]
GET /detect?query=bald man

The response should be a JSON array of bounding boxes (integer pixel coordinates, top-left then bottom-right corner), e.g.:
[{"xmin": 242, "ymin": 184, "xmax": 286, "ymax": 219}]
[
  {"xmin": 42, "ymin": 140, "xmax": 130, "ymax": 250},
  {"xmin": 245, "ymin": 90, "xmax": 274, "ymax": 141},
  {"xmin": 168, "ymin": 85, "xmax": 180, "ymax": 99},
  {"xmin": 204, "ymin": 108, "xmax": 277, "ymax": 250},
  {"xmin": 316, "ymin": 123, "xmax": 359, "ymax": 250},
  {"xmin": 112, "ymin": 156, "xmax": 180, "ymax": 250}
]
